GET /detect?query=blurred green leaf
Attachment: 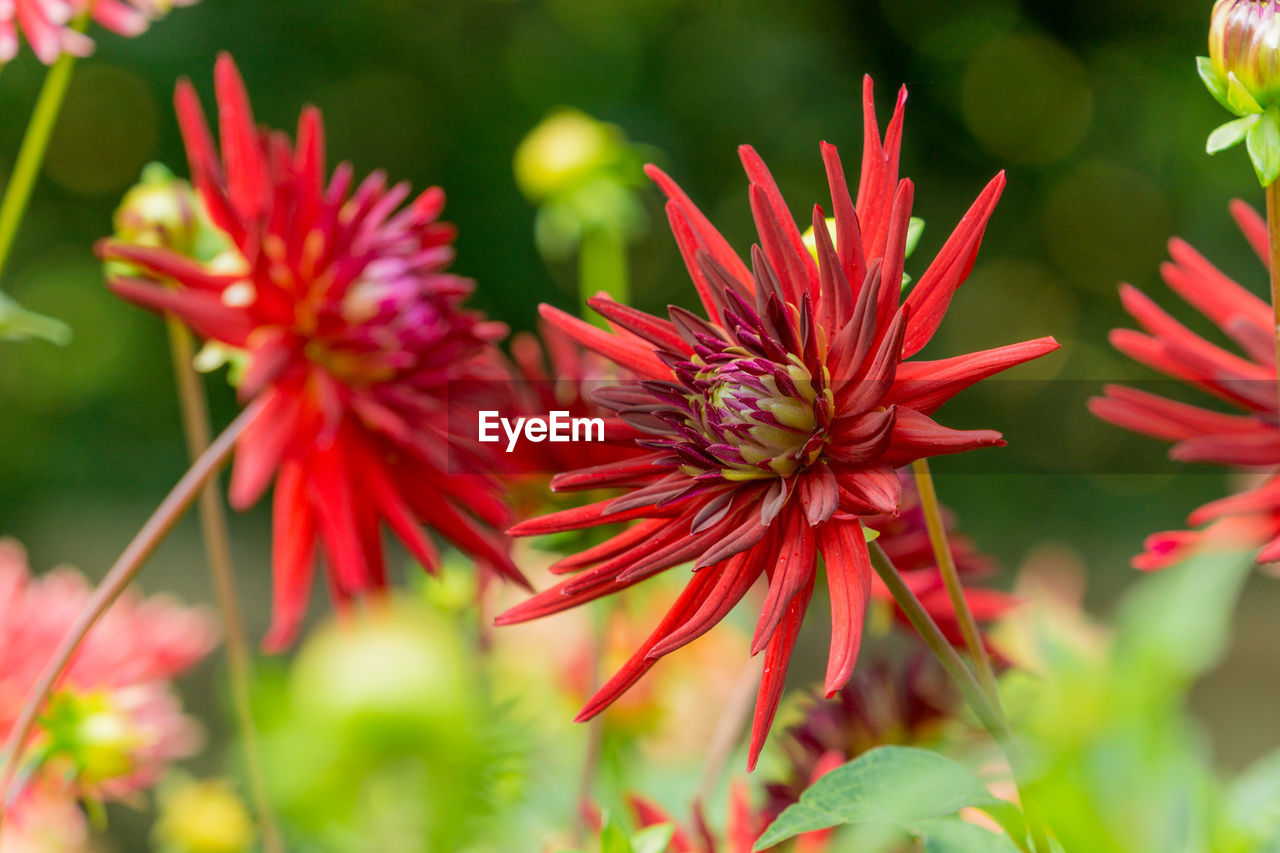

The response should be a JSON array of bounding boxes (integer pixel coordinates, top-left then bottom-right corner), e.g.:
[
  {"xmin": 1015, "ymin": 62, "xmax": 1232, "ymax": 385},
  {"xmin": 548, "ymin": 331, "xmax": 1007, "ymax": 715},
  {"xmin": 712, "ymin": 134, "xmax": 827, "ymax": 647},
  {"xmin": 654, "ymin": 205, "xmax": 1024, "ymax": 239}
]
[
  {"xmin": 1223, "ymin": 748, "xmax": 1280, "ymax": 849},
  {"xmin": 1199, "ymin": 56, "xmax": 1237, "ymax": 115},
  {"xmin": 632, "ymin": 824, "xmax": 676, "ymax": 853},
  {"xmin": 1247, "ymin": 109, "xmax": 1280, "ymax": 186},
  {"xmin": 1113, "ymin": 548, "xmax": 1253, "ymax": 684},
  {"xmin": 913, "ymin": 819, "xmax": 1023, "ymax": 852},
  {"xmin": 1207, "ymin": 115, "xmax": 1259, "ymax": 154},
  {"xmin": 905, "ymin": 217, "xmax": 925, "ymax": 258},
  {"xmin": 601, "ymin": 813, "xmax": 635, "ymax": 853},
  {"xmin": 754, "ymin": 746, "xmax": 1000, "ymax": 850},
  {"xmin": 0, "ymin": 292, "xmax": 71, "ymax": 345}
]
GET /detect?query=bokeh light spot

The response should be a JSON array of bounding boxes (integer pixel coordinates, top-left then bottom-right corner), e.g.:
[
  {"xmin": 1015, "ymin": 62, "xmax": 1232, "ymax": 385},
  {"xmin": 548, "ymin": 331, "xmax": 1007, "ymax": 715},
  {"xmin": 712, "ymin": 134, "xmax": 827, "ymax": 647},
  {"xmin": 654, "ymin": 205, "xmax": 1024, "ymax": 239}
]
[
  {"xmin": 961, "ymin": 34, "xmax": 1092, "ymax": 165},
  {"xmin": 1043, "ymin": 160, "xmax": 1170, "ymax": 292},
  {"xmin": 44, "ymin": 65, "xmax": 159, "ymax": 196}
]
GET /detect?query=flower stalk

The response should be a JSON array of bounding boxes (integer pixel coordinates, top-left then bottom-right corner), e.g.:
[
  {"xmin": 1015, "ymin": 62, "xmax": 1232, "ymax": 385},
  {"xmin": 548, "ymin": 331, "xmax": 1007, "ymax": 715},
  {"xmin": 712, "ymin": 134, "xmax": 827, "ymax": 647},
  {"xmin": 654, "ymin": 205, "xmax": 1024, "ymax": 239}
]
[
  {"xmin": 0, "ymin": 18, "xmax": 85, "ymax": 285},
  {"xmin": 579, "ymin": 225, "xmax": 629, "ymax": 325},
  {"xmin": 868, "ymin": 541, "xmax": 1050, "ymax": 853},
  {"xmin": 0, "ymin": 398, "xmax": 263, "ymax": 836},
  {"xmin": 910, "ymin": 458, "xmax": 1000, "ymax": 699},
  {"xmin": 164, "ymin": 317, "xmax": 282, "ymax": 853}
]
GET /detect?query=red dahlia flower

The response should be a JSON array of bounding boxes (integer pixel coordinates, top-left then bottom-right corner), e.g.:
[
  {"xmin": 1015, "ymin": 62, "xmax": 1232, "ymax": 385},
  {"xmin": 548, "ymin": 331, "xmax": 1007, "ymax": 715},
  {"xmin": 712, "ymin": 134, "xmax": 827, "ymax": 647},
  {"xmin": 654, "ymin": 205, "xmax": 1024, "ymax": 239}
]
[
  {"xmin": 497, "ymin": 78, "xmax": 1059, "ymax": 766},
  {"xmin": 0, "ymin": 0, "xmax": 195, "ymax": 64},
  {"xmin": 1089, "ymin": 200, "xmax": 1280, "ymax": 568},
  {"xmin": 98, "ymin": 55, "xmax": 525, "ymax": 650}
]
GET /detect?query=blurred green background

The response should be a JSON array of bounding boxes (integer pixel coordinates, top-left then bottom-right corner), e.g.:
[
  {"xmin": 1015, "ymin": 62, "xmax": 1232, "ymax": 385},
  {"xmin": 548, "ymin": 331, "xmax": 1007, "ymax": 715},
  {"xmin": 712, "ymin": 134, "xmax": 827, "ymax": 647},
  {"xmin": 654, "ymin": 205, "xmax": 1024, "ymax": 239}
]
[{"xmin": 0, "ymin": 0, "xmax": 1276, "ymax": 821}]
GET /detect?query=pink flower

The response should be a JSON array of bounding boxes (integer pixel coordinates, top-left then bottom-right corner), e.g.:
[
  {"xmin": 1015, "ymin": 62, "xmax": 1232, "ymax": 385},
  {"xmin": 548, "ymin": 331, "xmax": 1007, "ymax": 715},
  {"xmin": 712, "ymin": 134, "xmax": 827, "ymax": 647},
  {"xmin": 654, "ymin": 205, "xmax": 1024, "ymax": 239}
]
[
  {"xmin": 0, "ymin": 0, "xmax": 196, "ymax": 65},
  {"xmin": 0, "ymin": 538, "xmax": 215, "ymax": 820}
]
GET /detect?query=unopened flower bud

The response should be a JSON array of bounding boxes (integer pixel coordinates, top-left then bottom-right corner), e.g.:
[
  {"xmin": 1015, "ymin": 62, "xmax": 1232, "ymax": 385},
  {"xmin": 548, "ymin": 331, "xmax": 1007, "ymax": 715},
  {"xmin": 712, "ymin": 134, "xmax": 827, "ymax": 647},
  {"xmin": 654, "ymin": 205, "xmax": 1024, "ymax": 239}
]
[
  {"xmin": 1211, "ymin": 0, "xmax": 1280, "ymax": 108},
  {"xmin": 113, "ymin": 163, "xmax": 201, "ymax": 256},
  {"xmin": 153, "ymin": 779, "xmax": 255, "ymax": 853},
  {"xmin": 514, "ymin": 109, "xmax": 623, "ymax": 202}
]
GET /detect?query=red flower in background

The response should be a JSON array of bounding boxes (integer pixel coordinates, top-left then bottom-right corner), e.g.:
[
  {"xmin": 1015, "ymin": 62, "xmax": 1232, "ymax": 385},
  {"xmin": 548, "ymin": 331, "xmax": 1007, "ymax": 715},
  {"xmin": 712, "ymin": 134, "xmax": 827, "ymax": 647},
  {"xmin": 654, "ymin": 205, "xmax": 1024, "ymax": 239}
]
[
  {"xmin": 1090, "ymin": 201, "xmax": 1280, "ymax": 568},
  {"xmin": 498, "ymin": 78, "xmax": 1058, "ymax": 766},
  {"xmin": 0, "ymin": 0, "xmax": 196, "ymax": 64},
  {"xmin": 99, "ymin": 55, "xmax": 526, "ymax": 650}
]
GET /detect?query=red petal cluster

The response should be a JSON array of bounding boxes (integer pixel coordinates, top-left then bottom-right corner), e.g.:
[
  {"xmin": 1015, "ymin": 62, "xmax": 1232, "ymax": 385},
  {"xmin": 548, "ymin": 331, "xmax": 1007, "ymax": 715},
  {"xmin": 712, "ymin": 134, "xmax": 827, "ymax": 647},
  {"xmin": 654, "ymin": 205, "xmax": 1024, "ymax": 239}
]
[
  {"xmin": 99, "ymin": 55, "xmax": 524, "ymax": 649},
  {"xmin": 1090, "ymin": 200, "xmax": 1280, "ymax": 568},
  {"xmin": 498, "ymin": 77, "xmax": 1057, "ymax": 766}
]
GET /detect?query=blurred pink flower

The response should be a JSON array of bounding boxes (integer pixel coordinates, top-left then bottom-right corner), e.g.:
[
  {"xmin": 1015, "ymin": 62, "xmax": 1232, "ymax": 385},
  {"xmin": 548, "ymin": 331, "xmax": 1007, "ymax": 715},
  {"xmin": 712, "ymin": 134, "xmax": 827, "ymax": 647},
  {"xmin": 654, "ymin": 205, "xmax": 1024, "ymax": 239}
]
[
  {"xmin": 0, "ymin": 0, "xmax": 196, "ymax": 65},
  {"xmin": 0, "ymin": 538, "xmax": 215, "ymax": 824}
]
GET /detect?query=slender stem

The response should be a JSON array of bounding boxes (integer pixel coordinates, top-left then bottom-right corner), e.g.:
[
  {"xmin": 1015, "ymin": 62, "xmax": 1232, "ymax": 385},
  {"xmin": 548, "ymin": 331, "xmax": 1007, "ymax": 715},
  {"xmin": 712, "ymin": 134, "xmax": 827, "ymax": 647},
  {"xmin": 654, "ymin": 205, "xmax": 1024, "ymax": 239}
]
[
  {"xmin": 910, "ymin": 459, "xmax": 1000, "ymax": 700},
  {"xmin": 1265, "ymin": 181, "xmax": 1280, "ymax": 415},
  {"xmin": 164, "ymin": 318, "xmax": 282, "ymax": 853},
  {"xmin": 696, "ymin": 654, "xmax": 763, "ymax": 801},
  {"xmin": 579, "ymin": 225, "xmax": 628, "ymax": 327},
  {"xmin": 0, "ymin": 28, "xmax": 83, "ymax": 286},
  {"xmin": 868, "ymin": 542, "xmax": 1050, "ymax": 853},
  {"xmin": 573, "ymin": 601, "xmax": 609, "ymax": 844},
  {"xmin": 0, "ymin": 398, "xmax": 263, "ymax": 835}
]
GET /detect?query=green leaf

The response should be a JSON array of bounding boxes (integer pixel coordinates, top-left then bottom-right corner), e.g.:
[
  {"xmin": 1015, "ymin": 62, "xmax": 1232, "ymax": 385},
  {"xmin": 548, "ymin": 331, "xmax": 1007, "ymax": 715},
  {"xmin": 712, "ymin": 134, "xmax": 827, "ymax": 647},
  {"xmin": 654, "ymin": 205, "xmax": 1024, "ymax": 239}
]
[
  {"xmin": 1207, "ymin": 114, "xmax": 1260, "ymax": 154},
  {"xmin": 1198, "ymin": 56, "xmax": 1238, "ymax": 115},
  {"xmin": 1225, "ymin": 748, "xmax": 1280, "ymax": 844},
  {"xmin": 905, "ymin": 217, "xmax": 925, "ymax": 258},
  {"xmin": 0, "ymin": 292, "xmax": 71, "ymax": 345},
  {"xmin": 754, "ymin": 747, "xmax": 1000, "ymax": 850},
  {"xmin": 1249, "ymin": 109, "xmax": 1280, "ymax": 186},
  {"xmin": 600, "ymin": 813, "xmax": 634, "ymax": 853},
  {"xmin": 862, "ymin": 524, "xmax": 880, "ymax": 543},
  {"xmin": 631, "ymin": 825, "xmax": 676, "ymax": 853},
  {"xmin": 913, "ymin": 819, "xmax": 1023, "ymax": 853},
  {"xmin": 1114, "ymin": 548, "xmax": 1253, "ymax": 683},
  {"xmin": 1228, "ymin": 71, "xmax": 1265, "ymax": 115}
]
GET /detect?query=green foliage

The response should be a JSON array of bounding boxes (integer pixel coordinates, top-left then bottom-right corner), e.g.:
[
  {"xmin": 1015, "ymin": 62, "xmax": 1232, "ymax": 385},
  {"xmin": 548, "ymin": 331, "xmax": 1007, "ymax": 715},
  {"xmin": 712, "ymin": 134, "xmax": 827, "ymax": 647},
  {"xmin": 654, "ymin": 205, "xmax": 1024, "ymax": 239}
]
[
  {"xmin": 257, "ymin": 599, "xmax": 530, "ymax": 853},
  {"xmin": 753, "ymin": 746, "xmax": 1003, "ymax": 850},
  {"xmin": 0, "ymin": 291, "xmax": 70, "ymax": 345},
  {"xmin": 1004, "ymin": 549, "xmax": 1256, "ymax": 853}
]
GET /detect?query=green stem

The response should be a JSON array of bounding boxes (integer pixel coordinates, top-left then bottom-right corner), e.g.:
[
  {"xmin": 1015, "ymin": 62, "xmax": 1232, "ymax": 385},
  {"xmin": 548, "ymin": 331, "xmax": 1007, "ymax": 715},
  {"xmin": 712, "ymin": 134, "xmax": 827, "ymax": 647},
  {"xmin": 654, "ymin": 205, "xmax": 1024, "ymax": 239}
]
[
  {"xmin": 578, "ymin": 225, "xmax": 628, "ymax": 326},
  {"xmin": 0, "ymin": 398, "xmax": 263, "ymax": 838},
  {"xmin": 164, "ymin": 319, "xmax": 283, "ymax": 853},
  {"xmin": 0, "ymin": 25, "xmax": 83, "ymax": 286},
  {"xmin": 910, "ymin": 459, "xmax": 1001, "ymax": 700},
  {"xmin": 868, "ymin": 542, "xmax": 1051, "ymax": 853}
]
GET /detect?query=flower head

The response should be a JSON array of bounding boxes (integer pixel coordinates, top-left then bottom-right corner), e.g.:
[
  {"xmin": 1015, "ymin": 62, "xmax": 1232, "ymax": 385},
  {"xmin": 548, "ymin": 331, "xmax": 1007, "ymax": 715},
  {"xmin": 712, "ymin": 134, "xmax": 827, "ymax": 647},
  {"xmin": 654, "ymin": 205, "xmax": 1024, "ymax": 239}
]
[
  {"xmin": 98, "ymin": 55, "xmax": 526, "ymax": 650},
  {"xmin": 0, "ymin": 538, "xmax": 214, "ymax": 826},
  {"xmin": 0, "ymin": 0, "xmax": 196, "ymax": 65},
  {"xmin": 498, "ymin": 77, "xmax": 1058, "ymax": 766},
  {"xmin": 1210, "ymin": 0, "xmax": 1280, "ymax": 108},
  {"xmin": 1089, "ymin": 200, "xmax": 1280, "ymax": 568}
]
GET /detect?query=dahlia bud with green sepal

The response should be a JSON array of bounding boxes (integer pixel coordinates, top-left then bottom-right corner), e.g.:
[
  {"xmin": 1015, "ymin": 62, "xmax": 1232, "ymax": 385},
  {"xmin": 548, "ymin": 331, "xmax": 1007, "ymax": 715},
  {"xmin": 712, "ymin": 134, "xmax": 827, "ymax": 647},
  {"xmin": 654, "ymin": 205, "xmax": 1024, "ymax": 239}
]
[
  {"xmin": 1200, "ymin": 0, "xmax": 1280, "ymax": 184},
  {"xmin": 111, "ymin": 163, "xmax": 230, "ymax": 263}
]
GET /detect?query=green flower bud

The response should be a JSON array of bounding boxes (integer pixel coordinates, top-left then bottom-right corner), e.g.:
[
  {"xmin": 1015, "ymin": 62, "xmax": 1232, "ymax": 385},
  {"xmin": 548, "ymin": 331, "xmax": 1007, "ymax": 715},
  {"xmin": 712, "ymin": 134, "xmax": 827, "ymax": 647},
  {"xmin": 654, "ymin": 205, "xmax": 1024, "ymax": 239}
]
[
  {"xmin": 113, "ymin": 163, "xmax": 201, "ymax": 256},
  {"xmin": 1210, "ymin": 0, "xmax": 1280, "ymax": 108},
  {"xmin": 514, "ymin": 109, "xmax": 622, "ymax": 203}
]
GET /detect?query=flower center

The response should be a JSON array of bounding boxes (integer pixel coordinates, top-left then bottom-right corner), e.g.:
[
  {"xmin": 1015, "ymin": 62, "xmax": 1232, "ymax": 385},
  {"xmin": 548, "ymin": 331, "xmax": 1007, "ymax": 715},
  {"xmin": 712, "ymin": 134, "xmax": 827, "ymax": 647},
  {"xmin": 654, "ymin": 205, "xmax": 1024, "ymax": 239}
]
[{"xmin": 687, "ymin": 351, "xmax": 830, "ymax": 480}]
